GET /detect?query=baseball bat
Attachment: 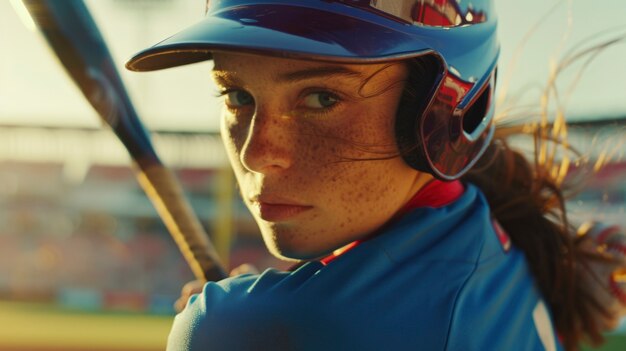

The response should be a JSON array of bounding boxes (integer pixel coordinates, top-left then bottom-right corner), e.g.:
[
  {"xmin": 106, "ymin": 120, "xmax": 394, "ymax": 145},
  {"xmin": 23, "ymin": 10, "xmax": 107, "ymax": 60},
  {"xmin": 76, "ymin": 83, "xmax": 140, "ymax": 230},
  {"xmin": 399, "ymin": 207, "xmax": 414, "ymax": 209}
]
[{"xmin": 20, "ymin": 0, "xmax": 227, "ymax": 282}]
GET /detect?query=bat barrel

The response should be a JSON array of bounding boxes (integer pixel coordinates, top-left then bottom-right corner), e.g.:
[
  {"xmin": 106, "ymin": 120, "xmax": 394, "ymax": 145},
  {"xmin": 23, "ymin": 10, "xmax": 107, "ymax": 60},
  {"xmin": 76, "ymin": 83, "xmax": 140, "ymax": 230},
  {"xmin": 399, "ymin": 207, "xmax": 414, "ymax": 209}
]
[
  {"xmin": 138, "ymin": 166, "xmax": 227, "ymax": 281},
  {"xmin": 22, "ymin": 0, "xmax": 227, "ymax": 281},
  {"xmin": 24, "ymin": 0, "xmax": 159, "ymax": 165}
]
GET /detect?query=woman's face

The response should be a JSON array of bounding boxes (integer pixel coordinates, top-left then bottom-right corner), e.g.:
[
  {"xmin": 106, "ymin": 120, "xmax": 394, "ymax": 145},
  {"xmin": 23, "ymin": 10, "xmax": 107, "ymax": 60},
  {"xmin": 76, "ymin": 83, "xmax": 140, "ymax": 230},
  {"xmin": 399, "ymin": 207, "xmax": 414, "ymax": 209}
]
[{"xmin": 212, "ymin": 52, "xmax": 431, "ymax": 260}]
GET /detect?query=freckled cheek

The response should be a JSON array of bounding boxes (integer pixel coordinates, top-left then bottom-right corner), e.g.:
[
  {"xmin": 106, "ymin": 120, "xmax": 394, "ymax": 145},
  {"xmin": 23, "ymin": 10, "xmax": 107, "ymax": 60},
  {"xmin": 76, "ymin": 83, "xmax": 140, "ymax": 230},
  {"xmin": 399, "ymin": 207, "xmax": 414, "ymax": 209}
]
[
  {"xmin": 293, "ymin": 121, "xmax": 399, "ymax": 198},
  {"xmin": 286, "ymin": 123, "xmax": 335, "ymax": 170},
  {"xmin": 348, "ymin": 105, "xmax": 395, "ymax": 142},
  {"xmin": 309, "ymin": 161, "xmax": 394, "ymax": 208},
  {"xmin": 326, "ymin": 112, "xmax": 400, "ymax": 210},
  {"xmin": 341, "ymin": 165, "xmax": 398, "ymax": 200},
  {"xmin": 301, "ymin": 162, "xmax": 401, "ymax": 244}
]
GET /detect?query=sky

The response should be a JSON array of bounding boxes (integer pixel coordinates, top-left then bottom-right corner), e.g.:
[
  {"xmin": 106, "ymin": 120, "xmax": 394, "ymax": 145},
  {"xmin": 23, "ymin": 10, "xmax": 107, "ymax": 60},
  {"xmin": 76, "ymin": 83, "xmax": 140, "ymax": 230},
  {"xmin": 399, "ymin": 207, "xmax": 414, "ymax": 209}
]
[{"xmin": 0, "ymin": 0, "xmax": 625, "ymax": 132}]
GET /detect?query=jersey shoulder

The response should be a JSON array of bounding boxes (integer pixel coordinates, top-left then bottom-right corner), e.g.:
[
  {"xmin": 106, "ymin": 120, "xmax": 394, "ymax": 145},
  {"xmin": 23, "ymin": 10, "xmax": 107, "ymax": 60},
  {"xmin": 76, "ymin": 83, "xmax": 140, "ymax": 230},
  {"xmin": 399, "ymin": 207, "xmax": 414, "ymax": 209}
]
[
  {"xmin": 166, "ymin": 263, "xmax": 324, "ymax": 350},
  {"xmin": 444, "ymin": 224, "xmax": 563, "ymax": 351}
]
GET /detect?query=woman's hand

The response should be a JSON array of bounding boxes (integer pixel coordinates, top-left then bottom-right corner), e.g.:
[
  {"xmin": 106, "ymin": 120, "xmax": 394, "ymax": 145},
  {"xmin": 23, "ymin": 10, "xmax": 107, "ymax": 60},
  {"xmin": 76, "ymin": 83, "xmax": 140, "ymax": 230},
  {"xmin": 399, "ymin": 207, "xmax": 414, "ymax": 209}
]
[
  {"xmin": 174, "ymin": 279, "xmax": 205, "ymax": 313},
  {"xmin": 174, "ymin": 264, "xmax": 260, "ymax": 313}
]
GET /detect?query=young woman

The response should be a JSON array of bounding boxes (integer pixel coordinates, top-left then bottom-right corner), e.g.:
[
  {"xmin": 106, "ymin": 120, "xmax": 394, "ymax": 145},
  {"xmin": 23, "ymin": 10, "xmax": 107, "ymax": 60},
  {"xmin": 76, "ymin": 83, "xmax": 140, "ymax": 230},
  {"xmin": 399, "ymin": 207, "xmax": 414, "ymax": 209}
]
[{"xmin": 126, "ymin": 1, "xmax": 625, "ymax": 350}]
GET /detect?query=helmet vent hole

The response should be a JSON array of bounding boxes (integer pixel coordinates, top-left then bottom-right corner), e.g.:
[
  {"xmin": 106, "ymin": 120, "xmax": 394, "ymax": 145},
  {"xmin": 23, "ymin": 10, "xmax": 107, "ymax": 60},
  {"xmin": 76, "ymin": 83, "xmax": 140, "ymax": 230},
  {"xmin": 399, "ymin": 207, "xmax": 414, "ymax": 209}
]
[{"xmin": 463, "ymin": 85, "xmax": 490, "ymax": 135}]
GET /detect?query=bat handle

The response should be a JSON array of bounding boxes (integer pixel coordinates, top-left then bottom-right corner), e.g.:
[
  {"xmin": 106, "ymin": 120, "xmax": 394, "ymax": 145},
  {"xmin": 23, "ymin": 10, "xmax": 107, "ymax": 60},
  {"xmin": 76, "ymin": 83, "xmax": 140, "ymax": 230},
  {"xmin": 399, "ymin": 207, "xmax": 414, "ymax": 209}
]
[{"xmin": 136, "ymin": 164, "xmax": 227, "ymax": 282}]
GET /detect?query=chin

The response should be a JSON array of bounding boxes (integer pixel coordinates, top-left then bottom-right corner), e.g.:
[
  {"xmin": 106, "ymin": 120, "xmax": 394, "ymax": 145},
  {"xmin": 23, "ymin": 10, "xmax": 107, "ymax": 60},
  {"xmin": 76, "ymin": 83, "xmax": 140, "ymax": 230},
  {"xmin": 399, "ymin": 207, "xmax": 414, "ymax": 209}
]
[{"xmin": 261, "ymin": 229, "xmax": 332, "ymax": 262}]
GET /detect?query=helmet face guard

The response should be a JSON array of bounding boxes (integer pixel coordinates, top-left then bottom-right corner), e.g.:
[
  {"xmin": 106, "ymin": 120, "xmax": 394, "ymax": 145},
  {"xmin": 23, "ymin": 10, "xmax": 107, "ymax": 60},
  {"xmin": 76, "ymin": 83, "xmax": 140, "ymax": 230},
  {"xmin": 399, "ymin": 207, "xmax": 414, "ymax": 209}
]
[{"xmin": 127, "ymin": 0, "xmax": 499, "ymax": 180}]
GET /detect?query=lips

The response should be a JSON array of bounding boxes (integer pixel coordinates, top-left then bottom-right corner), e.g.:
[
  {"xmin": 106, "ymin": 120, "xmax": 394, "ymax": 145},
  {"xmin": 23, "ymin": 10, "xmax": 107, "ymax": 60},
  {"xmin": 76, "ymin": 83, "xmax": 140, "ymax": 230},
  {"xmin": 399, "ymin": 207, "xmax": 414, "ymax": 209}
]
[{"xmin": 251, "ymin": 195, "xmax": 313, "ymax": 222}]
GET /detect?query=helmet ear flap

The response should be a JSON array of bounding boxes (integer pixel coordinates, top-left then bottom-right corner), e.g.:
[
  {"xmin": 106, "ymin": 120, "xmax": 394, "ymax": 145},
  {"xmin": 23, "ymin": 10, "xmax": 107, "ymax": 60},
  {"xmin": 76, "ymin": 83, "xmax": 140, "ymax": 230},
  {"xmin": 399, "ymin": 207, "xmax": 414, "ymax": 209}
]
[
  {"xmin": 466, "ymin": 67, "xmax": 497, "ymax": 137},
  {"xmin": 395, "ymin": 54, "xmax": 445, "ymax": 175},
  {"xmin": 396, "ymin": 55, "xmax": 496, "ymax": 180},
  {"xmin": 461, "ymin": 84, "xmax": 491, "ymax": 136}
]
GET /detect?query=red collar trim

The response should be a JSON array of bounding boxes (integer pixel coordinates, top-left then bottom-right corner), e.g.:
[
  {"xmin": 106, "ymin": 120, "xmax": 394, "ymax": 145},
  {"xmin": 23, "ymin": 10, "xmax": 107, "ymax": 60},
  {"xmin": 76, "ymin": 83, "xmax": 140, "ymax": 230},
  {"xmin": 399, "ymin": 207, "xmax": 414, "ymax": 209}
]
[
  {"xmin": 320, "ymin": 180, "xmax": 464, "ymax": 265},
  {"xmin": 395, "ymin": 179, "xmax": 465, "ymax": 216}
]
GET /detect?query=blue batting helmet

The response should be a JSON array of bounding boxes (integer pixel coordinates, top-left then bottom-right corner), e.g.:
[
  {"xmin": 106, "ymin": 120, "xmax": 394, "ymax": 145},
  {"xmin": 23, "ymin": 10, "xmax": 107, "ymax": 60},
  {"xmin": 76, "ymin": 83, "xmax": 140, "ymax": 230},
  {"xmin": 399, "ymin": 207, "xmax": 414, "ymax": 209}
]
[{"xmin": 126, "ymin": 0, "xmax": 499, "ymax": 180}]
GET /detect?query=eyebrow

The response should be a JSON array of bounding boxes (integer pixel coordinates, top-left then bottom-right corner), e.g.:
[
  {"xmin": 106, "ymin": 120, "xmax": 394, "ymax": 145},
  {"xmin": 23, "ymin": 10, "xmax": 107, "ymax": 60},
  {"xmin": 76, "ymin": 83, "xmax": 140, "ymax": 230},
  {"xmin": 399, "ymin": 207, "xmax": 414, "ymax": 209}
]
[
  {"xmin": 212, "ymin": 71, "xmax": 242, "ymax": 87},
  {"xmin": 212, "ymin": 65, "xmax": 363, "ymax": 87},
  {"xmin": 276, "ymin": 66, "xmax": 364, "ymax": 83}
]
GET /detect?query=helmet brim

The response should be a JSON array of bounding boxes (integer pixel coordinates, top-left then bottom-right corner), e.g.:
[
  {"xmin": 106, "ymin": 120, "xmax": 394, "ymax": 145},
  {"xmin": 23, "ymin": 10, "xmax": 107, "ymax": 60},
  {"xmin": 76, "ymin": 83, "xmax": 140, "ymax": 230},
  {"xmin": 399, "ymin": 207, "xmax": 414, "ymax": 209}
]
[
  {"xmin": 126, "ymin": 4, "xmax": 435, "ymax": 72},
  {"xmin": 125, "ymin": 1, "xmax": 500, "ymax": 180}
]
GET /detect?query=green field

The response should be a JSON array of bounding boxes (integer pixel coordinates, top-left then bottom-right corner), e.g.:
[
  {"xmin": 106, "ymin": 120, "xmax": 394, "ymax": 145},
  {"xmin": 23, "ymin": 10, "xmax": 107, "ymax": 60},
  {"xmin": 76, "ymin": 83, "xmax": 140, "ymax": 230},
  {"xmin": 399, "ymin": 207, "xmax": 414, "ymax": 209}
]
[
  {"xmin": 1, "ymin": 300, "xmax": 624, "ymax": 350},
  {"xmin": 582, "ymin": 335, "xmax": 626, "ymax": 351},
  {"xmin": 0, "ymin": 300, "xmax": 173, "ymax": 351}
]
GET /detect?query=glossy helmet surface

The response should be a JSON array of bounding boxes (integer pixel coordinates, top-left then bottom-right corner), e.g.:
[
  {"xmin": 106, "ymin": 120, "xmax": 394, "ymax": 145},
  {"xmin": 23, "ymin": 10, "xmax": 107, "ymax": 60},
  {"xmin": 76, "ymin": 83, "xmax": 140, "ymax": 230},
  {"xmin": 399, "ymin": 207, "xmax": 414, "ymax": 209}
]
[{"xmin": 127, "ymin": 0, "xmax": 499, "ymax": 180}]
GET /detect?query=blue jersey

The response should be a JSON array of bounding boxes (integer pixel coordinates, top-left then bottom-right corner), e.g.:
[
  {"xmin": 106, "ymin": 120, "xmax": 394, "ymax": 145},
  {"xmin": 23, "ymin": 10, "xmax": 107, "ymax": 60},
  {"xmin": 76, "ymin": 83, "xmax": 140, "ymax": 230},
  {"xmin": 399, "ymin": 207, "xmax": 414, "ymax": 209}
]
[{"xmin": 167, "ymin": 185, "xmax": 563, "ymax": 350}]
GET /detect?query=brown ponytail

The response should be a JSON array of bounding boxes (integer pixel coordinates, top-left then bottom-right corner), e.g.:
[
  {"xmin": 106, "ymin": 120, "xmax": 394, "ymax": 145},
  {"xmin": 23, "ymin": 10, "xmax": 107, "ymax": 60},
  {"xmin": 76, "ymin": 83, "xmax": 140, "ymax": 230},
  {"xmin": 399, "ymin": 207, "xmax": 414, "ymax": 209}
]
[
  {"xmin": 396, "ymin": 56, "xmax": 613, "ymax": 350},
  {"xmin": 461, "ymin": 135, "xmax": 606, "ymax": 350}
]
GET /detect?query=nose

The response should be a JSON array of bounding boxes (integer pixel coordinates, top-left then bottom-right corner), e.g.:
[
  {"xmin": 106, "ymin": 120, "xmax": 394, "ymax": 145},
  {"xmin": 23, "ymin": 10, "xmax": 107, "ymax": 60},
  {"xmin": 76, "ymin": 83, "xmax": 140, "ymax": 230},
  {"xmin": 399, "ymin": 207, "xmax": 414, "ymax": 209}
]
[{"xmin": 240, "ymin": 106, "xmax": 294, "ymax": 174}]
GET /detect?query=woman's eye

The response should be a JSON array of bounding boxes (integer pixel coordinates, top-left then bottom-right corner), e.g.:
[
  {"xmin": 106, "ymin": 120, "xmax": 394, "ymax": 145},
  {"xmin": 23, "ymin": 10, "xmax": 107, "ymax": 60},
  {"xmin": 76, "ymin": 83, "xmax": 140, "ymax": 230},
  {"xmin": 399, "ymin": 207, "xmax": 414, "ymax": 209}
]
[
  {"xmin": 225, "ymin": 90, "xmax": 254, "ymax": 107},
  {"xmin": 302, "ymin": 92, "xmax": 339, "ymax": 109}
]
